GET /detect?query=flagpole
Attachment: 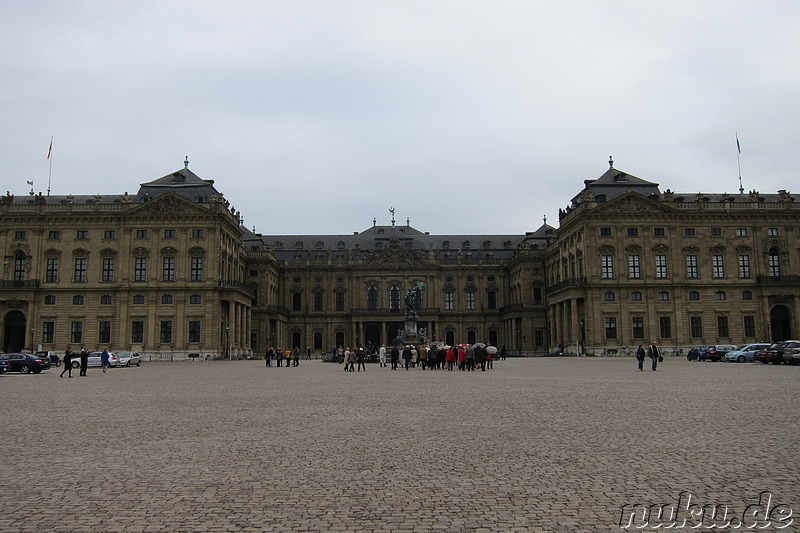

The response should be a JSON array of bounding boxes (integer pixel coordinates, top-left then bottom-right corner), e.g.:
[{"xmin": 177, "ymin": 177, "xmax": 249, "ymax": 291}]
[
  {"xmin": 736, "ymin": 132, "xmax": 743, "ymax": 194},
  {"xmin": 47, "ymin": 136, "xmax": 53, "ymax": 196}
]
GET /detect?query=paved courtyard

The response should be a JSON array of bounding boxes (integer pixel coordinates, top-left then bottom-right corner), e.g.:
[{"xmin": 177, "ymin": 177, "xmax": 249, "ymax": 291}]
[{"xmin": 1, "ymin": 356, "xmax": 798, "ymax": 532}]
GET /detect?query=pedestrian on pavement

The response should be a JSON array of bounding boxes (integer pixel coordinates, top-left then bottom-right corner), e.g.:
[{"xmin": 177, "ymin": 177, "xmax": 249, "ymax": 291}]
[
  {"xmin": 60, "ymin": 348, "xmax": 74, "ymax": 378},
  {"xmin": 266, "ymin": 347, "xmax": 274, "ymax": 367},
  {"xmin": 636, "ymin": 344, "xmax": 646, "ymax": 371},
  {"xmin": 445, "ymin": 346, "xmax": 455, "ymax": 371},
  {"xmin": 79, "ymin": 348, "xmax": 89, "ymax": 376},
  {"xmin": 465, "ymin": 344, "xmax": 476, "ymax": 371},
  {"xmin": 306, "ymin": 347, "xmax": 312, "ymax": 360},
  {"xmin": 379, "ymin": 345, "xmax": 387, "ymax": 368},
  {"xmin": 276, "ymin": 347, "xmax": 283, "ymax": 367},
  {"xmin": 390, "ymin": 346, "xmax": 400, "ymax": 370},
  {"xmin": 101, "ymin": 349, "xmax": 111, "ymax": 373},
  {"xmin": 648, "ymin": 342, "xmax": 660, "ymax": 371},
  {"xmin": 457, "ymin": 345, "xmax": 467, "ymax": 371},
  {"xmin": 292, "ymin": 347, "xmax": 300, "ymax": 367},
  {"xmin": 402, "ymin": 345, "xmax": 412, "ymax": 370},
  {"xmin": 285, "ymin": 349, "xmax": 292, "ymax": 367},
  {"xmin": 356, "ymin": 347, "xmax": 366, "ymax": 372}
]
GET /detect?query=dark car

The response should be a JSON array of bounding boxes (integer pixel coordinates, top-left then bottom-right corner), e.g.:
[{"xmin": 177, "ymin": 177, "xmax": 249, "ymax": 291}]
[
  {"xmin": 687, "ymin": 346, "xmax": 710, "ymax": 361},
  {"xmin": 0, "ymin": 353, "xmax": 51, "ymax": 374},
  {"xmin": 0, "ymin": 359, "xmax": 9, "ymax": 374},
  {"xmin": 705, "ymin": 345, "xmax": 739, "ymax": 362},
  {"xmin": 754, "ymin": 341, "xmax": 798, "ymax": 365}
]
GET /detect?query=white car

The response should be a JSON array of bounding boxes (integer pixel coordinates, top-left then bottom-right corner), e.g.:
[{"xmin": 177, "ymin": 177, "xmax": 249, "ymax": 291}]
[
  {"xmin": 70, "ymin": 351, "xmax": 120, "ymax": 368},
  {"xmin": 723, "ymin": 343, "xmax": 771, "ymax": 363},
  {"xmin": 117, "ymin": 351, "xmax": 142, "ymax": 367}
]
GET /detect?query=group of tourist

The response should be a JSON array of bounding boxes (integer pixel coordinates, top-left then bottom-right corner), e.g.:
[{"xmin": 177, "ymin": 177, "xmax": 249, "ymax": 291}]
[
  {"xmin": 335, "ymin": 343, "xmax": 506, "ymax": 372},
  {"xmin": 264, "ymin": 347, "xmax": 301, "ymax": 367}
]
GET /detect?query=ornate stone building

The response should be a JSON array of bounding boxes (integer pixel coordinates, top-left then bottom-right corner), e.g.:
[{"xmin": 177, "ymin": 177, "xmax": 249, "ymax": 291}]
[{"xmin": 1, "ymin": 160, "xmax": 797, "ymax": 358}]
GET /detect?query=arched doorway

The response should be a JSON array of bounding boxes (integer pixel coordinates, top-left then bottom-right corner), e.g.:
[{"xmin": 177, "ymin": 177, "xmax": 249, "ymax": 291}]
[
  {"xmin": 364, "ymin": 323, "xmax": 381, "ymax": 348},
  {"xmin": 3, "ymin": 310, "xmax": 27, "ymax": 352},
  {"xmin": 770, "ymin": 305, "xmax": 792, "ymax": 341}
]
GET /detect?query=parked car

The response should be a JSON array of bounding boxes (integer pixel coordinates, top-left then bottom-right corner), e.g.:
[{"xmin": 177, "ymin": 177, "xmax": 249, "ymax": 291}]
[
  {"xmin": 116, "ymin": 351, "xmax": 142, "ymax": 367},
  {"xmin": 687, "ymin": 346, "xmax": 710, "ymax": 361},
  {"xmin": 0, "ymin": 358, "xmax": 9, "ymax": 374},
  {"xmin": 70, "ymin": 351, "xmax": 120, "ymax": 369},
  {"xmin": 780, "ymin": 341, "xmax": 800, "ymax": 365},
  {"xmin": 0, "ymin": 352, "xmax": 51, "ymax": 374},
  {"xmin": 36, "ymin": 351, "xmax": 61, "ymax": 367},
  {"xmin": 705, "ymin": 344, "xmax": 739, "ymax": 362},
  {"xmin": 754, "ymin": 341, "xmax": 799, "ymax": 365},
  {"xmin": 723, "ymin": 343, "xmax": 771, "ymax": 362}
]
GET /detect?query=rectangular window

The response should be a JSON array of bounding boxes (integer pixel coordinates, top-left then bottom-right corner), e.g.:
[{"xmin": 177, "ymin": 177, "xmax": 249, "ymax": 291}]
[
  {"xmin": 653, "ymin": 227, "xmax": 665, "ymax": 237},
  {"xmin": 163, "ymin": 257, "xmax": 175, "ymax": 281},
  {"xmin": 292, "ymin": 292, "xmax": 302, "ymax": 311},
  {"xmin": 335, "ymin": 291, "xmax": 345, "ymax": 312},
  {"xmin": 605, "ymin": 317, "xmax": 617, "ymax": 339},
  {"xmin": 134, "ymin": 257, "xmax": 147, "ymax": 281},
  {"xmin": 535, "ymin": 330, "xmax": 544, "ymax": 347},
  {"xmin": 632, "ymin": 317, "xmax": 644, "ymax": 339},
  {"xmin": 710, "ymin": 227, "xmax": 722, "ymax": 237},
  {"xmin": 71, "ymin": 321, "xmax": 83, "ymax": 344},
  {"xmin": 533, "ymin": 287, "xmax": 543, "ymax": 305},
  {"xmin": 659, "ymin": 316, "xmax": 672, "ymax": 339},
  {"xmin": 74, "ymin": 257, "xmax": 87, "ymax": 282},
  {"xmin": 102, "ymin": 257, "xmax": 114, "ymax": 282},
  {"xmin": 466, "ymin": 292, "xmax": 476, "ymax": 310},
  {"xmin": 717, "ymin": 316, "xmax": 729, "ymax": 337},
  {"xmin": 658, "ymin": 291, "xmax": 669, "ymax": 301},
  {"xmin": 15, "ymin": 230, "xmax": 27, "ymax": 240},
  {"xmin": 768, "ymin": 254, "xmax": 780, "ymax": 277},
  {"xmin": 655, "ymin": 255, "xmax": 668, "ymax": 278},
  {"xmin": 712, "ymin": 255, "xmax": 725, "ymax": 278},
  {"xmin": 314, "ymin": 292, "xmax": 323, "ymax": 311},
  {"xmin": 743, "ymin": 316, "xmax": 756, "ymax": 338},
  {"xmin": 736, "ymin": 228, "xmax": 748, "ymax": 237},
  {"xmin": 684, "ymin": 228, "xmax": 696, "ymax": 237},
  {"xmin": 104, "ymin": 230, "xmax": 116, "ymax": 239},
  {"xmin": 131, "ymin": 321, "xmax": 144, "ymax": 343},
  {"xmin": 628, "ymin": 255, "xmax": 641, "ymax": 279},
  {"xmin": 189, "ymin": 321, "xmax": 201, "ymax": 343},
  {"xmin": 487, "ymin": 291, "xmax": 497, "ymax": 310},
  {"xmin": 601, "ymin": 255, "xmax": 614, "ymax": 279},
  {"xmin": 768, "ymin": 228, "xmax": 779, "ymax": 236},
  {"xmin": 43, "ymin": 321, "xmax": 54, "ymax": 344},
  {"xmin": 630, "ymin": 291, "xmax": 642, "ymax": 301},
  {"xmin": 160, "ymin": 321, "xmax": 173, "ymax": 343},
  {"xmin": 164, "ymin": 229, "xmax": 176, "ymax": 238},
  {"xmin": 444, "ymin": 291, "xmax": 454, "ymax": 310},
  {"xmin": 685, "ymin": 255, "xmax": 698, "ymax": 279},
  {"xmin": 739, "ymin": 255, "xmax": 751, "ymax": 278},
  {"xmin": 99, "ymin": 321, "xmax": 111, "ymax": 343},
  {"xmin": 76, "ymin": 230, "xmax": 88, "ymax": 240},
  {"xmin": 190, "ymin": 257, "xmax": 203, "ymax": 281},
  {"xmin": 48, "ymin": 230, "xmax": 61, "ymax": 240},
  {"xmin": 136, "ymin": 229, "xmax": 149, "ymax": 238},
  {"xmin": 626, "ymin": 227, "xmax": 639, "ymax": 237},
  {"xmin": 690, "ymin": 316, "xmax": 703, "ymax": 338},
  {"xmin": 192, "ymin": 229, "xmax": 205, "ymax": 238},
  {"xmin": 599, "ymin": 227, "xmax": 612, "ymax": 237},
  {"xmin": 46, "ymin": 258, "xmax": 59, "ymax": 282},
  {"xmin": 604, "ymin": 291, "xmax": 615, "ymax": 302}
]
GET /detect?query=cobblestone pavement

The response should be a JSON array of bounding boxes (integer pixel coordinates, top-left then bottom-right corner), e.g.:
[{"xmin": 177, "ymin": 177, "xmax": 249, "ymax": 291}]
[{"xmin": 1, "ymin": 356, "xmax": 798, "ymax": 532}]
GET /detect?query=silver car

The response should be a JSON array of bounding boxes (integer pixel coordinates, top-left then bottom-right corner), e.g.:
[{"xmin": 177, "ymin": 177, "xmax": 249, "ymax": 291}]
[
  {"xmin": 723, "ymin": 343, "xmax": 771, "ymax": 362},
  {"xmin": 116, "ymin": 351, "xmax": 142, "ymax": 367}
]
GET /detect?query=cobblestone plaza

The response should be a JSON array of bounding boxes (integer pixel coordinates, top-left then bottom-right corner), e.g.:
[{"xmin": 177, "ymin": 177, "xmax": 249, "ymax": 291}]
[{"xmin": 1, "ymin": 357, "xmax": 797, "ymax": 532}]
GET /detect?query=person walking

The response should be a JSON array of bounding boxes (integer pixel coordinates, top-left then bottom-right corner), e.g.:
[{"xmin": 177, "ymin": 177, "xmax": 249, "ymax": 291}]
[
  {"xmin": 648, "ymin": 342, "xmax": 660, "ymax": 371},
  {"xmin": 101, "ymin": 349, "xmax": 111, "ymax": 373},
  {"xmin": 292, "ymin": 347, "xmax": 300, "ymax": 367},
  {"xmin": 465, "ymin": 344, "xmax": 476, "ymax": 371},
  {"xmin": 356, "ymin": 347, "xmax": 366, "ymax": 372},
  {"xmin": 402, "ymin": 345, "xmax": 412, "ymax": 370},
  {"xmin": 379, "ymin": 345, "xmax": 387, "ymax": 368},
  {"xmin": 457, "ymin": 345, "xmax": 467, "ymax": 371},
  {"xmin": 390, "ymin": 346, "xmax": 400, "ymax": 370},
  {"xmin": 60, "ymin": 348, "xmax": 74, "ymax": 378},
  {"xmin": 636, "ymin": 344, "xmax": 646, "ymax": 371},
  {"xmin": 445, "ymin": 346, "xmax": 455, "ymax": 371},
  {"xmin": 79, "ymin": 348, "xmax": 89, "ymax": 376}
]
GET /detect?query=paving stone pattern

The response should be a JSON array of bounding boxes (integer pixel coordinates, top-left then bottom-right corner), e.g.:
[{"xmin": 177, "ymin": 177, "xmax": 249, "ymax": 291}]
[{"xmin": 1, "ymin": 357, "xmax": 798, "ymax": 532}]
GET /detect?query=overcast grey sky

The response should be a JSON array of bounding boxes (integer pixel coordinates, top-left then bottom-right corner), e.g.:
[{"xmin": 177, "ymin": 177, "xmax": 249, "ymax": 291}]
[{"xmin": 2, "ymin": 1, "xmax": 799, "ymax": 235}]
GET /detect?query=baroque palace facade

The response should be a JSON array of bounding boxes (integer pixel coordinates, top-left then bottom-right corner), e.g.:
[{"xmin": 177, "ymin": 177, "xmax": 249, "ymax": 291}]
[{"xmin": 1, "ymin": 160, "xmax": 798, "ymax": 358}]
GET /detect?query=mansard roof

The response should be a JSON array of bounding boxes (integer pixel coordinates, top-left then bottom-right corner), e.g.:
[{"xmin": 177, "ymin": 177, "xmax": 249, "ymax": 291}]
[
  {"xmin": 572, "ymin": 164, "xmax": 661, "ymax": 206},
  {"xmin": 137, "ymin": 167, "xmax": 220, "ymax": 202}
]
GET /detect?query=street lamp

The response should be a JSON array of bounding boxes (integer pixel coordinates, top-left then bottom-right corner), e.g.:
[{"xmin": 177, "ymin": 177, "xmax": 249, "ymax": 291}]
[
  {"xmin": 226, "ymin": 324, "xmax": 230, "ymax": 360},
  {"xmin": 578, "ymin": 319, "xmax": 584, "ymax": 356}
]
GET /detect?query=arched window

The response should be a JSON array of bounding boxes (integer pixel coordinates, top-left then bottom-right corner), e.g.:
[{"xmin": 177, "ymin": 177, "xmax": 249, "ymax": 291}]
[
  {"xmin": 367, "ymin": 285, "xmax": 378, "ymax": 310},
  {"xmin": 389, "ymin": 285, "xmax": 400, "ymax": 311},
  {"xmin": 13, "ymin": 251, "xmax": 26, "ymax": 281},
  {"xmin": 769, "ymin": 247, "xmax": 781, "ymax": 277}
]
